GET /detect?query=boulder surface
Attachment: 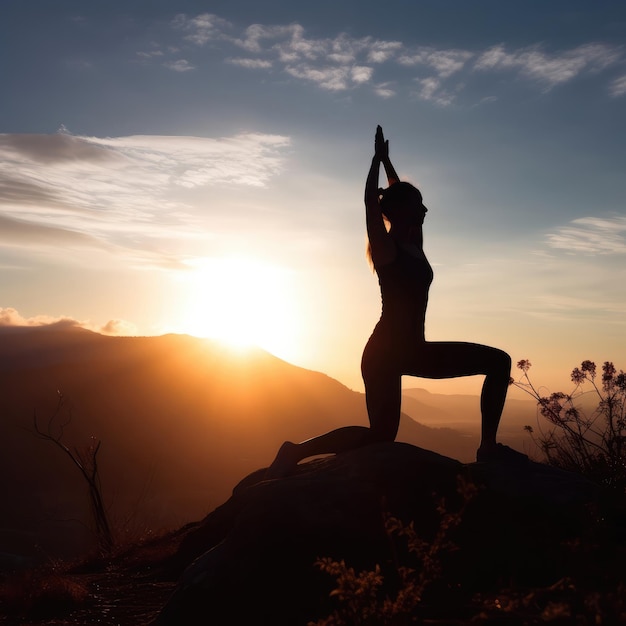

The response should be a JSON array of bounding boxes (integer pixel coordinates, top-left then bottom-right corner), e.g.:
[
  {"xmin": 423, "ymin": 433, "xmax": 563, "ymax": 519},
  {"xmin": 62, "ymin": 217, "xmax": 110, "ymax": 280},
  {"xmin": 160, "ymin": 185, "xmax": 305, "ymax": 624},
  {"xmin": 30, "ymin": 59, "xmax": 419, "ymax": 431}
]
[{"xmin": 152, "ymin": 442, "xmax": 614, "ymax": 626}]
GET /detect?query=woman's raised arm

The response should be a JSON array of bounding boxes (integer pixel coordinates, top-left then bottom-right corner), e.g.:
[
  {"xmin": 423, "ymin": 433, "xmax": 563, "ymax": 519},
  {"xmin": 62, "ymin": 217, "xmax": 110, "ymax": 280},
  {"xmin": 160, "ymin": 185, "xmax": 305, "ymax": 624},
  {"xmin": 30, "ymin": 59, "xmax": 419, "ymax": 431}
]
[
  {"xmin": 365, "ymin": 126, "xmax": 395, "ymax": 268},
  {"xmin": 377, "ymin": 126, "xmax": 400, "ymax": 186}
]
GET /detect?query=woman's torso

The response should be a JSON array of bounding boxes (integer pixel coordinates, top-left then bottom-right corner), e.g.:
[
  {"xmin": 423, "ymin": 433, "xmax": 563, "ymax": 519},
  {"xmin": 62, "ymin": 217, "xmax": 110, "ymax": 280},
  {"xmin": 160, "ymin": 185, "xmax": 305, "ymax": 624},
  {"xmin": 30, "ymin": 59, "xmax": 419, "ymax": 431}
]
[{"xmin": 374, "ymin": 242, "xmax": 433, "ymax": 344}]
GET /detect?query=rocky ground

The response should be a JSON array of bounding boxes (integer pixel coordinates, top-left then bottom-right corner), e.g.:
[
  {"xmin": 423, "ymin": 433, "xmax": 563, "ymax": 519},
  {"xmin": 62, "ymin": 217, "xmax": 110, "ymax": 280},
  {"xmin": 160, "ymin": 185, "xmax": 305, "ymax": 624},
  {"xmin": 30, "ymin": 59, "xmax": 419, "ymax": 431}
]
[{"xmin": 2, "ymin": 443, "xmax": 625, "ymax": 625}]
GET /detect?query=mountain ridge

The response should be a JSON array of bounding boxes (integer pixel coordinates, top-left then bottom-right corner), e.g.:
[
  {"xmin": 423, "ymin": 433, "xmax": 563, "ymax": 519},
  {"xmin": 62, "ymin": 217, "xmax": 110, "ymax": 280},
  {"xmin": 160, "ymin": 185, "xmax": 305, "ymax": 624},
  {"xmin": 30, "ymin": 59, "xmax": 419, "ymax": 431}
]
[{"xmin": 0, "ymin": 325, "xmax": 533, "ymax": 562}]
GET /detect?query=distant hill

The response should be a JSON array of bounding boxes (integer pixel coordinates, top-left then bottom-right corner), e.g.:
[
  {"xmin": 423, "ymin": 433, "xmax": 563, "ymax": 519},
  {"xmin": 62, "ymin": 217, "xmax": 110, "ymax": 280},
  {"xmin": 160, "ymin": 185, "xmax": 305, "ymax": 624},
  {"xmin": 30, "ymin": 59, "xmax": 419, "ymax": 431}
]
[
  {"xmin": 402, "ymin": 386, "xmax": 537, "ymax": 440},
  {"xmin": 0, "ymin": 326, "xmax": 535, "ymax": 561}
]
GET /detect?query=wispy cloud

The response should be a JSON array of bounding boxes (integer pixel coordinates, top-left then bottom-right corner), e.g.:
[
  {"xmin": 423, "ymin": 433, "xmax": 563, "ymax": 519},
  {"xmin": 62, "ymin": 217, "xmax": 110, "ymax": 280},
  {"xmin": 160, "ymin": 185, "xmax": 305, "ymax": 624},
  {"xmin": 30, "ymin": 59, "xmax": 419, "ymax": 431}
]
[
  {"xmin": 137, "ymin": 49, "xmax": 164, "ymax": 60},
  {"xmin": 0, "ymin": 213, "xmax": 105, "ymax": 249},
  {"xmin": 172, "ymin": 13, "xmax": 231, "ymax": 46},
  {"xmin": 227, "ymin": 57, "xmax": 273, "ymax": 69},
  {"xmin": 398, "ymin": 48, "xmax": 474, "ymax": 78},
  {"xmin": 609, "ymin": 74, "xmax": 626, "ymax": 97},
  {"xmin": 150, "ymin": 13, "xmax": 625, "ymax": 105},
  {"xmin": 413, "ymin": 77, "xmax": 456, "ymax": 106},
  {"xmin": 0, "ymin": 130, "xmax": 290, "ymax": 267},
  {"xmin": 474, "ymin": 43, "xmax": 622, "ymax": 89},
  {"xmin": 374, "ymin": 82, "xmax": 396, "ymax": 98},
  {"xmin": 284, "ymin": 64, "xmax": 370, "ymax": 91},
  {"xmin": 366, "ymin": 41, "xmax": 403, "ymax": 64},
  {"xmin": 545, "ymin": 215, "xmax": 626, "ymax": 254},
  {"xmin": 235, "ymin": 23, "xmax": 298, "ymax": 54},
  {"xmin": 164, "ymin": 59, "xmax": 195, "ymax": 72}
]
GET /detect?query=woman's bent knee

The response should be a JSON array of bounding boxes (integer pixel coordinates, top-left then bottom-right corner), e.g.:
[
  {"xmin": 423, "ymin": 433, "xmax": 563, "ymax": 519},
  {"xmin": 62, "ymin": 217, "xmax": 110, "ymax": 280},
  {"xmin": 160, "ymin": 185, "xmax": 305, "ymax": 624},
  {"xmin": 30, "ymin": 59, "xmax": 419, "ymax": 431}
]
[
  {"xmin": 497, "ymin": 349, "xmax": 512, "ymax": 372},
  {"xmin": 486, "ymin": 348, "xmax": 511, "ymax": 379}
]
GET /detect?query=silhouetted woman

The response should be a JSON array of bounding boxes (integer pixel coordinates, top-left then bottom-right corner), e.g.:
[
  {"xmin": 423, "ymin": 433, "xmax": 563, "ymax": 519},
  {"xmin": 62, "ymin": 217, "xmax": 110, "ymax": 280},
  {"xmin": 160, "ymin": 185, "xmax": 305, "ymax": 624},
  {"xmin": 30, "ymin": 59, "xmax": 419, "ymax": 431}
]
[{"xmin": 267, "ymin": 126, "xmax": 525, "ymax": 477}]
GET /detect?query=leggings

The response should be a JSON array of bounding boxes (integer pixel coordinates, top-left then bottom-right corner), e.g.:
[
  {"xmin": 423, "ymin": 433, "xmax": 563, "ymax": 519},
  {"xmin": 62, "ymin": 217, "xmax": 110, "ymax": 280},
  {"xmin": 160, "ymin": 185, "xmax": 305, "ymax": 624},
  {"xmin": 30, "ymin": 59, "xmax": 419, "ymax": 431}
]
[{"xmin": 361, "ymin": 333, "xmax": 511, "ymax": 443}]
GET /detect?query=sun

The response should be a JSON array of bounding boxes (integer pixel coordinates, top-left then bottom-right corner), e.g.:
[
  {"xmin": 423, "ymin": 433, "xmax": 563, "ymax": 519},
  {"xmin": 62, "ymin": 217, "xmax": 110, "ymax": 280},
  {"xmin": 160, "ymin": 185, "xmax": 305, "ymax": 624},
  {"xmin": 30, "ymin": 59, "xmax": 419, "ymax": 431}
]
[{"xmin": 177, "ymin": 256, "xmax": 299, "ymax": 357}]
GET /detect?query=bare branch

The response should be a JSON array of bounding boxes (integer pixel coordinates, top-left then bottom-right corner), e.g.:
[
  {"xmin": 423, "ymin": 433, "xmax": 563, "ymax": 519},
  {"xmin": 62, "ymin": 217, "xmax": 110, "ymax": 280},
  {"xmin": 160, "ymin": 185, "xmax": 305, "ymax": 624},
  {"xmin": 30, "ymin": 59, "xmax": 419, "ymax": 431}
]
[{"xmin": 30, "ymin": 394, "xmax": 114, "ymax": 552}]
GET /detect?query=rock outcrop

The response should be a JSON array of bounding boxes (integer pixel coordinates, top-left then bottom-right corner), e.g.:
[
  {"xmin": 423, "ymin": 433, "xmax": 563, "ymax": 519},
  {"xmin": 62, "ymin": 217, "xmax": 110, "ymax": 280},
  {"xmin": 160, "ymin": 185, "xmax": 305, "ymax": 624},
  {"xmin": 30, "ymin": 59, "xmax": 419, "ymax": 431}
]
[{"xmin": 152, "ymin": 442, "xmax": 615, "ymax": 626}]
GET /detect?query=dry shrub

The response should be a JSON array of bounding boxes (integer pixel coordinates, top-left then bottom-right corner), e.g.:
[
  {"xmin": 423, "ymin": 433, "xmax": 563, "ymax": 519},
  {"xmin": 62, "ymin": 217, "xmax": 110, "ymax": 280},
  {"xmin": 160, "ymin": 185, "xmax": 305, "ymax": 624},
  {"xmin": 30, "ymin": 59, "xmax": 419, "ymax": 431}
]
[{"xmin": 0, "ymin": 566, "xmax": 91, "ymax": 618}]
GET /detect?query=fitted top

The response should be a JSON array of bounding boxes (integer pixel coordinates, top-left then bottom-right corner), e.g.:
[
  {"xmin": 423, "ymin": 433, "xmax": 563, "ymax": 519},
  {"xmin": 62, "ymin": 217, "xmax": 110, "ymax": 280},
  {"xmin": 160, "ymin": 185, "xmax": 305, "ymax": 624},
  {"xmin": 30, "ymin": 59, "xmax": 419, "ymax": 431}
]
[{"xmin": 375, "ymin": 242, "xmax": 433, "ymax": 343}]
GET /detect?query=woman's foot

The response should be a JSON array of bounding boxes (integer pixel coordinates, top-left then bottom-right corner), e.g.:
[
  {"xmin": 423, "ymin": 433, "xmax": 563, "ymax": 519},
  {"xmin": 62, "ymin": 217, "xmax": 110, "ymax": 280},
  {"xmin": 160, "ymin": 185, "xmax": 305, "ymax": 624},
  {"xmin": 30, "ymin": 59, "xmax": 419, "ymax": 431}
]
[
  {"xmin": 476, "ymin": 442, "xmax": 528, "ymax": 464},
  {"xmin": 265, "ymin": 441, "xmax": 300, "ymax": 479}
]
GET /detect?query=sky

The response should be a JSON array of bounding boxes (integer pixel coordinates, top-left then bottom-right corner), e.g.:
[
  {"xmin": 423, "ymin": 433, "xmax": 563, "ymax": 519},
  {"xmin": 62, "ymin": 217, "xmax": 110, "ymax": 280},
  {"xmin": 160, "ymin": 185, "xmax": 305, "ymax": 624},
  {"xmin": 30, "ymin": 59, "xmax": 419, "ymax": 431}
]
[{"xmin": 1, "ymin": 0, "xmax": 625, "ymax": 396}]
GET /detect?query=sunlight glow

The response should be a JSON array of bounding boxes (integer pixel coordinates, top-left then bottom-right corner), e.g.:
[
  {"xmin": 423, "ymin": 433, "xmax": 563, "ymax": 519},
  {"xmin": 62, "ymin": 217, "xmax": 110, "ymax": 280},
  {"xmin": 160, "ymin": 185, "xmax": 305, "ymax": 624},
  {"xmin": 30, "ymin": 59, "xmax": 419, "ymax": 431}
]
[{"xmin": 177, "ymin": 256, "xmax": 299, "ymax": 358}]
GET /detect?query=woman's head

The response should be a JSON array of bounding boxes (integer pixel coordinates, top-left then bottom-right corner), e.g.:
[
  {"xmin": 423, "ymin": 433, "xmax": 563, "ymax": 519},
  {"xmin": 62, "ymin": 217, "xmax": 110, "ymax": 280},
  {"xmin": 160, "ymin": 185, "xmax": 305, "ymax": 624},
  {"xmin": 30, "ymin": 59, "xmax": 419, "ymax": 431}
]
[{"xmin": 379, "ymin": 182, "xmax": 427, "ymax": 225}]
